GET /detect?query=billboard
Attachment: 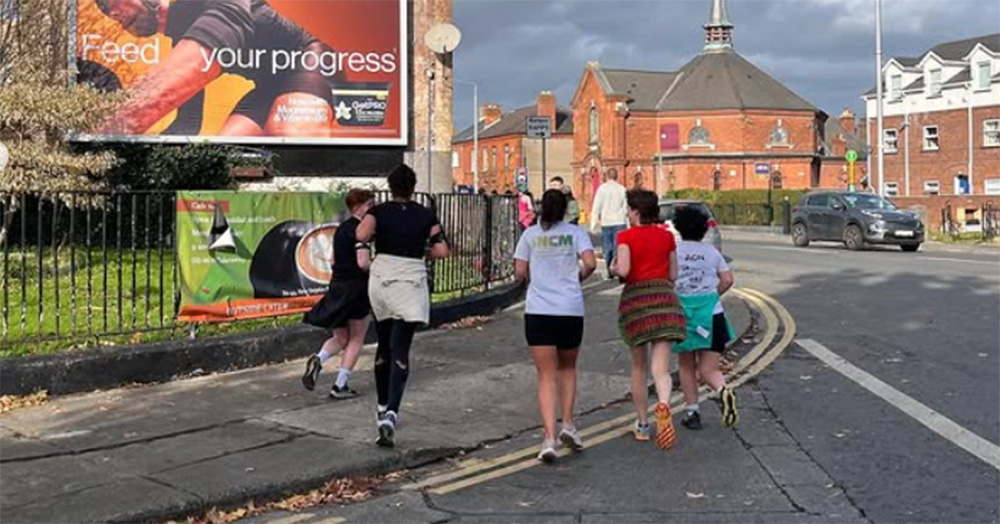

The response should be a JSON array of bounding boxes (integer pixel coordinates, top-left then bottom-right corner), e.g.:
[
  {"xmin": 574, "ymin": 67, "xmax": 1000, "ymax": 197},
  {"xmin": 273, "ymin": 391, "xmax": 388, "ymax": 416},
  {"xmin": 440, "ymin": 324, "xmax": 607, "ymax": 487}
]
[
  {"xmin": 74, "ymin": 0, "xmax": 407, "ymax": 146},
  {"xmin": 176, "ymin": 191, "xmax": 347, "ymax": 322}
]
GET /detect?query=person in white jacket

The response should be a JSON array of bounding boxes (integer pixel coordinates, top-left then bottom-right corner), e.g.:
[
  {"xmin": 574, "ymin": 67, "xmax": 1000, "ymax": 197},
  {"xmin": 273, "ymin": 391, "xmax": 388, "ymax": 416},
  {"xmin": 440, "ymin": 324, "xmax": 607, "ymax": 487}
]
[{"xmin": 589, "ymin": 168, "xmax": 629, "ymax": 276}]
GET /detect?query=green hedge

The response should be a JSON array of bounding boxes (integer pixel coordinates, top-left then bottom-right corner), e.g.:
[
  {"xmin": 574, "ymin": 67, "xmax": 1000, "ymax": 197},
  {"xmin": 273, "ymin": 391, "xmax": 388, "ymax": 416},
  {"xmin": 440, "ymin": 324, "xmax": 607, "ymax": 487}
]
[{"xmin": 662, "ymin": 189, "xmax": 810, "ymax": 226}]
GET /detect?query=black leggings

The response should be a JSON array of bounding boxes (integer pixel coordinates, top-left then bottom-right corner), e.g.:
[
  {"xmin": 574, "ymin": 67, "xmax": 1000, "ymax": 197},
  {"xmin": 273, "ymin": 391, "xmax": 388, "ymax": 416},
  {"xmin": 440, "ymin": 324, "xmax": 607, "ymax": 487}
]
[{"xmin": 374, "ymin": 319, "xmax": 419, "ymax": 413}]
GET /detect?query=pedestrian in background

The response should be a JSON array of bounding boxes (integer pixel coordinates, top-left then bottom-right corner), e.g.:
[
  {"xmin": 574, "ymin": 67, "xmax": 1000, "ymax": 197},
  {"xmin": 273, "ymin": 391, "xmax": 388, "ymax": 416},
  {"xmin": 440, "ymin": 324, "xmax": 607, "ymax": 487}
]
[
  {"xmin": 515, "ymin": 189, "xmax": 596, "ymax": 463},
  {"xmin": 672, "ymin": 205, "xmax": 738, "ymax": 430},
  {"xmin": 589, "ymin": 168, "xmax": 628, "ymax": 277},
  {"xmin": 549, "ymin": 176, "xmax": 580, "ymax": 225},
  {"xmin": 356, "ymin": 164, "xmax": 450, "ymax": 448},
  {"xmin": 518, "ymin": 186, "xmax": 536, "ymax": 232},
  {"xmin": 611, "ymin": 189, "xmax": 686, "ymax": 450},
  {"xmin": 302, "ymin": 189, "xmax": 375, "ymax": 399}
]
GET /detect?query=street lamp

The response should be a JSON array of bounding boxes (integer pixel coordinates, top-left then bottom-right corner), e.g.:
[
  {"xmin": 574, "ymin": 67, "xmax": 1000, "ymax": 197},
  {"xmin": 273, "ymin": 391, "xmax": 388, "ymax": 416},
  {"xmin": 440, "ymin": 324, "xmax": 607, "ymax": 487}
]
[
  {"xmin": 454, "ymin": 78, "xmax": 479, "ymax": 192},
  {"xmin": 875, "ymin": 0, "xmax": 885, "ymax": 196}
]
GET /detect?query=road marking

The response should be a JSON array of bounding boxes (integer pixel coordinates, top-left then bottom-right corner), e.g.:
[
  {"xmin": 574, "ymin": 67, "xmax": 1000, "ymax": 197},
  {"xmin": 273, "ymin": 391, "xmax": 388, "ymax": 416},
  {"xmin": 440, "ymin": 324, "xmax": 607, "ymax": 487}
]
[
  {"xmin": 262, "ymin": 514, "xmax": 314, "ymax": 524},
  {"xmin": 796, "ymin": 338, "xmax": 1000, "ymax": 471},
  {"xmin": 307, "ymin": 517, "xmax": 345, "ymax": 524},
  {"xmin": 921, "ymin": 256, "xmax": 999, "ymax": 266},
  {"xmin": 412, "ymin": 288, "xmax": 796, "ymax": 495}
]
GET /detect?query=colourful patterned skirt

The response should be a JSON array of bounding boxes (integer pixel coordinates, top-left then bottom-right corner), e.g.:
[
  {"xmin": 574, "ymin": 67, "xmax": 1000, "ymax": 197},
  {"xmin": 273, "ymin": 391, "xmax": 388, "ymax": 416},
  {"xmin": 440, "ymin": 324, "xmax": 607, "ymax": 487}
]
[{"xmin": 618, "ymin": 279, "xmax": 687, "ymax": 347}]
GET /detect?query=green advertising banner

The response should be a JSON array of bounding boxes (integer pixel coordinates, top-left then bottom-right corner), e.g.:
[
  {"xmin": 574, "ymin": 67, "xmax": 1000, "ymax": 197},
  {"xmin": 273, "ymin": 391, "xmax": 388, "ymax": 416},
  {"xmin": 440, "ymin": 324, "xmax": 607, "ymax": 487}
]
[{"xmin": 176, "ymin": 191, "xmax": 346, "ymax": 322}]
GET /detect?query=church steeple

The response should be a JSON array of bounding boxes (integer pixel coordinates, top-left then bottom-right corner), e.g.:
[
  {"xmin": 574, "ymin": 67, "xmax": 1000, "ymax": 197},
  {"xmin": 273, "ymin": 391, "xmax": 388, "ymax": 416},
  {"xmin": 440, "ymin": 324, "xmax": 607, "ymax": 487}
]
[{"xmin": 704, "ymin": 0, "xmax": 733, "ymax": 52}]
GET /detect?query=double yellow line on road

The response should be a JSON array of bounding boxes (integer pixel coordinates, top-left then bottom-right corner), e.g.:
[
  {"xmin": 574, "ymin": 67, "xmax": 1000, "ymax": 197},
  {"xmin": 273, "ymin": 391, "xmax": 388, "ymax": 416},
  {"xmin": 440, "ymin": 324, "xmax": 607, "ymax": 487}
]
[{"xmin": 402, "ymin": 288, "xmax": 797, "ymax": 496}]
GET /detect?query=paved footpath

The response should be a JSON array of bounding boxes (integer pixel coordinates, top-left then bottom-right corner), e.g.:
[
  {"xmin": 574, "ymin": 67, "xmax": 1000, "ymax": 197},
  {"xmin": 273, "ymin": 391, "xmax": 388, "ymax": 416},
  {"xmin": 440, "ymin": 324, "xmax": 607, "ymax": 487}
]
[{"xmin": 0, "ymin": 280, "xmax": 751, "ymax": 523}]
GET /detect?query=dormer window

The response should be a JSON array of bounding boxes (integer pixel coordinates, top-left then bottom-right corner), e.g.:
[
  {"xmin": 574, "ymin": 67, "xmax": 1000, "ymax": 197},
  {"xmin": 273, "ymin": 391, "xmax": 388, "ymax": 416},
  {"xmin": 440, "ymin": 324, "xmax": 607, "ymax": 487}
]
[
  {"xmin": 929, "ymin": 68, "xmax": 942, "ymax": 96},
  {"xmin": 978, "ymin": 61, "xmax": 992, "ymax": 90},
  {"xmin": 890, "ymin": 74, "xmax": 902, "ymax": 100}
]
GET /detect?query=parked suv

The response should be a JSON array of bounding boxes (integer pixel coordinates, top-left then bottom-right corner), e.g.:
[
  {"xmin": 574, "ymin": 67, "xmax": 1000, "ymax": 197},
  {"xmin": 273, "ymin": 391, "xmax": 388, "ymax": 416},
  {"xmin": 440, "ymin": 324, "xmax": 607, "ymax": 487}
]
[
  {"xmin": 659, "ymin": 199, "xmax": 726, "ymax": 259},
  {"xmin": 791, "ymin": 192, "xmax": 924, "ymax": 252}
]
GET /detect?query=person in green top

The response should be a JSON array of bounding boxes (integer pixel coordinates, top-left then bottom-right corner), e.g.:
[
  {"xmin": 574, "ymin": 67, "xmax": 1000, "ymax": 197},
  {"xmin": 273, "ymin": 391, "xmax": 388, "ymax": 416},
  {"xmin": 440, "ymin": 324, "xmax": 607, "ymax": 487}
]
[{"xmin": 548, "ymin": 177, "xmax": 580, "ymax": 225}]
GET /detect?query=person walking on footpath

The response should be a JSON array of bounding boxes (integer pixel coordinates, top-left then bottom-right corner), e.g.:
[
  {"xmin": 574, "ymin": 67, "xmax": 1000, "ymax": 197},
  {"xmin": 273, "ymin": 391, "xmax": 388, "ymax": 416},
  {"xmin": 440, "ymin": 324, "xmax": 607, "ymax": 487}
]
[
  {"xmin": 514, "ymin": 189, "xmax": 596, "ymax": 463},
  {"xmin": 517, "ymin": 185, "xmax": 536, "ymax": 232},
  {"xmin": 356, "ymin": 164, "xmax": 450, "ymax": 448},
  {"xmin": 671, "ymin": 205, "xmax": 739, "ymax": 430},
  {"xmin": 302, "ymin": 189, "xmax": 376, "ymax": 399},
  {"xmin": 589, "ymin": 168, "xmax": 628, "ymax": 277},
  {"xmin": 548, "ymin": 176, "xmax": 581, "ymax": 225},
  {"xmin": 610, "ymin": 189, "xmax": 687, "ymax": 450}
]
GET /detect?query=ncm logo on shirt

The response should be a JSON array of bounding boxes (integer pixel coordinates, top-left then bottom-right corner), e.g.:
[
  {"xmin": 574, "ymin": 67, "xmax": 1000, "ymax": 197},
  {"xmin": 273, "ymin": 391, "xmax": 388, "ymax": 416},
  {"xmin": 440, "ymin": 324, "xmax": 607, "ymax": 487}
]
[{"xmin": 533, "ymin": 234, "xmax": 574, "ymax": 248}]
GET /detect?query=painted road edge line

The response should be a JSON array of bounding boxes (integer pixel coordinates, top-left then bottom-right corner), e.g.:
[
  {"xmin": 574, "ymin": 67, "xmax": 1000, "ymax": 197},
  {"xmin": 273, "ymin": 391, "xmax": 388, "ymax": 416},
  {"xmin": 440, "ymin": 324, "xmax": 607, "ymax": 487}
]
[
  {"xmin": 405, "ymin": 288, "xmax": 778, "ymax": 491},
  {"xmin": 796, "ymin": 338, "xmax": 1000, "ymax": 471}
]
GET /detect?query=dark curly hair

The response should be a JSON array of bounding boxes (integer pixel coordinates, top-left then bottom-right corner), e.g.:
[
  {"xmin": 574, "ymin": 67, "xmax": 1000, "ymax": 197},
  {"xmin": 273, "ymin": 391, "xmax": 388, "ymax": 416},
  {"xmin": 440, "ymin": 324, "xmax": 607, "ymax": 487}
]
[
  {"xmin": 626, "ymin": 189, "xmax": 659, "ymax": 225},
  {"xmin": 387, "ymin": 164, "xmax": 417, "ymax": 200},
  {"xmin": 673, "ymin": 205, "xmax": 709, "ymax": 241}
]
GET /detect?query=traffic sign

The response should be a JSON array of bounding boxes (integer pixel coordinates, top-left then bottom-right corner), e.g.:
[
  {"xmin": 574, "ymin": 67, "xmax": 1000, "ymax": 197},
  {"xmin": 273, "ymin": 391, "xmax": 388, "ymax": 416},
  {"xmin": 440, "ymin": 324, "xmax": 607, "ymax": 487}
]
[
  {"xmin": 846, "ymin": 149, "xmax": 858, "ymax": 163},
  {"xmin": 754, "ymin": 163, "xmax": 770, "ymax": 176},
  {"xmin": 515, "ymin": 167, "xmax": 528, "ymax": 187},
  {"xmin": 526, "ymin": 117, "xmax": 552, "ymax": 139}
]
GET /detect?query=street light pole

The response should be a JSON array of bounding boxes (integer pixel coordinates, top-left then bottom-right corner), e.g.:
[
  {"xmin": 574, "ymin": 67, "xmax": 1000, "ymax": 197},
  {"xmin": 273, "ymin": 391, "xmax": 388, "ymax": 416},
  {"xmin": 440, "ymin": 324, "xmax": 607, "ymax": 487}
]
[
  {"xmin": 875, "ymin": 0, "xmax": 885, "ymax": 196},
  {"xmin": 455, "ymin": 79, "xmax": 479, "ymax": 192}
]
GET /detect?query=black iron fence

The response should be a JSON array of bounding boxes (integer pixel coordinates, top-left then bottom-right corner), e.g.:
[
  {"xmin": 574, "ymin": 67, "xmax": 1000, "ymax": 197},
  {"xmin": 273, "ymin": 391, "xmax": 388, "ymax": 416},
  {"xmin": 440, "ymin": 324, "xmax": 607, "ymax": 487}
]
[{"xmin": 0, "ymin": 191, "xmax": 518, "ymax": 349}]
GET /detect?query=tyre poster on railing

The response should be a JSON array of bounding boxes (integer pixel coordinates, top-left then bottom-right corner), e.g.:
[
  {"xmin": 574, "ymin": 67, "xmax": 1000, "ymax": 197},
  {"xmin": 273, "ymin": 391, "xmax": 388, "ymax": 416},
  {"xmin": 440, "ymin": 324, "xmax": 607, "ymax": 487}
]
[
  {"xmin": 73, "ymin": 0, "xmax": 406, "ymax": 145},
  {"xmin": 176, "ymin": 191, "xmax": 346, "ymax": 322}
]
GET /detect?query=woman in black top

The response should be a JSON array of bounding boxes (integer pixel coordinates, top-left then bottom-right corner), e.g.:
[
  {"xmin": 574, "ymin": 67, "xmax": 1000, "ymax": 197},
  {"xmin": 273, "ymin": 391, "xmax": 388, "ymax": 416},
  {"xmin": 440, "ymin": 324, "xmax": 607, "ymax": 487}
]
[
  {"xmin": 357, "ymin": 164, "xmax": 450, "ymax": 448},
  {"xmin": 302, "ymin": 189, "xmax": 375, "ymax": 399}
]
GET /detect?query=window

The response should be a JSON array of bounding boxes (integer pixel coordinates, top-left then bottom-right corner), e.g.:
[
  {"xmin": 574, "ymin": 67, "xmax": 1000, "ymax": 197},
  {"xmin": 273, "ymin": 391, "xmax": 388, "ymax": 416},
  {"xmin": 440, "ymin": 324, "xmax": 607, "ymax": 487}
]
[
  {"xmin": 769, "ymin": 120, "xmax": 789, "ymax": 146},
  {"xmin": 955, "ymin": 174, "xmax": 970, "ymax": 195},
  {"xmin": 923, "ymin": 126, "xmax": 939, "ymax": 151},
  {"xmin": 890, "ymin": 74, "xmax": 902, "ymax": 100},
  {"xmin": 771, "ymin": 172, "xmax": 783, "ymax": 190},
  {"xmin": 929, "ymin": 68, "xmax": 942, "ymax": 96},
  {"xmin": 984, "ymin": 120, "xmax": 1000, "ymax": 148},
  {"xmin": 884, "ymin": 182, "xmax": 900, "ymax": 196},
  {"xmin": 978, "ymin": 61, "xmax": 992, "ymax": 90},
  {"xmin": 491, "ymin": 146, "xmax": 497, "ymax": 169},
  {"xmin": 588, "ymin": 107, "xmax": 599, "ymax": 144},
  {"xmin": 482, "ymin": 149, "xmax": 488, "ymax": 171},
  {"xmin": 713, "ymin": 170, "xmax": 722, "ymax": 191},
  {"xmin": 452, "ymin": 151, "xmax": 459, "ymax": 169},
  {"xmin": 985, "ymin": 178, "xmax": 1000, "ymax": 195},
  {"xmin": 883, "ymin": 129, "xmax": 899, "ymax": 153},
  {"xmin": 924, "ymin": 180, "xmax": 940, "ymax": 195},
  {"xmin": 688, "ymin": 125, "xmax": 711, "ymax": 145},
  {"xmin": 504, "ymin": 144, "xmax": 511, "ymax": 169},
  {"xmin": 808, "ymin": 194, "xmax": 830, "ymax": 207}
]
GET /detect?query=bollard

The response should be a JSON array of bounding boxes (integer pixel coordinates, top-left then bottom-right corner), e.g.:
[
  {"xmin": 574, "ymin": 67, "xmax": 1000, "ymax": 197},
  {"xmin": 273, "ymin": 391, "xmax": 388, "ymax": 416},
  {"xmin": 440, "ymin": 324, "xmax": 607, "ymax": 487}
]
[{"xmin": 781, "ymin": 198, "xmax": 792, "ymax": 234}]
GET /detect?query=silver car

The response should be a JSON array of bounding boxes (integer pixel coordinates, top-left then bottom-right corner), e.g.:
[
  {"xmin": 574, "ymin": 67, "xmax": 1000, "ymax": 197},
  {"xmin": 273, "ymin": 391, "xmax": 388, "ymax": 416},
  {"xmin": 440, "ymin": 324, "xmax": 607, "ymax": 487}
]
[{"xmin": 658, "ymin": 199, "xmax": 726, "ymax": 259}]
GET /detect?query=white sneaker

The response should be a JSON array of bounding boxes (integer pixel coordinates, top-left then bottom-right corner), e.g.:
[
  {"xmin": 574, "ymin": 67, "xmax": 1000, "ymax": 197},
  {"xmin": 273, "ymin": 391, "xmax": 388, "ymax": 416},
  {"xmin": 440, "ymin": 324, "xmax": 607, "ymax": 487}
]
[
  {"xmin": 559, "ymin": 426, "xmax": 584, "ymax": 451},
  {"xmin": 537, "ymin": 439, "xmax": 558, "ymax": 463}
]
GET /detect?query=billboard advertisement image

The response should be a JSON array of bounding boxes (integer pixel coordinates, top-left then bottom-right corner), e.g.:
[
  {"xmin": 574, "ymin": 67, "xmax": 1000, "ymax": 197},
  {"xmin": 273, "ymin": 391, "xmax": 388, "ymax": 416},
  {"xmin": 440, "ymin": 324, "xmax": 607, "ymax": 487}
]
[
  {"xmin": 176, "ymin": 191, "xmax": 347, "ymax": 322},
  {"xmin": 75, "ymin": 0, "xmax": 407, "ymax": 145}
]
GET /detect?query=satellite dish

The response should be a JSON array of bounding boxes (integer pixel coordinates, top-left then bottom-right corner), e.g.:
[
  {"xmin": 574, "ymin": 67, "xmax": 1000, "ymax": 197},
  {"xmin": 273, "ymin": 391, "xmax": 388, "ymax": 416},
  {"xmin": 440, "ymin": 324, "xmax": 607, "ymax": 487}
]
[{"xmin": 424, "ymin": 23, "xmax": 462, "ymax": 54}]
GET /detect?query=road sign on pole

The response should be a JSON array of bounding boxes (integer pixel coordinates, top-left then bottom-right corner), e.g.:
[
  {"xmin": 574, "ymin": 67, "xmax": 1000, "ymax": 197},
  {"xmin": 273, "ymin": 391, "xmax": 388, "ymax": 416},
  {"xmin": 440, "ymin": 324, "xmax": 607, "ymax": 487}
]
[
  {"xmin": 846, "ymin": 149, "xmax": 858, "ymax": 192},
  {"xmin": 526, "ymin": 117, "xmax": 552, "ymax": 188}
]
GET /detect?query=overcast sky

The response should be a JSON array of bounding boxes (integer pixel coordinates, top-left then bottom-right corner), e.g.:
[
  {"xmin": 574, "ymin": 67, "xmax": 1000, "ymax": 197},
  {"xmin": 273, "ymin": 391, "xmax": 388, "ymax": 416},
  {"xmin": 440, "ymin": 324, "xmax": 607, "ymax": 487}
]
[{"xmin": 450, "ymin": 0, "xmax": 1000, "ymax": 132}]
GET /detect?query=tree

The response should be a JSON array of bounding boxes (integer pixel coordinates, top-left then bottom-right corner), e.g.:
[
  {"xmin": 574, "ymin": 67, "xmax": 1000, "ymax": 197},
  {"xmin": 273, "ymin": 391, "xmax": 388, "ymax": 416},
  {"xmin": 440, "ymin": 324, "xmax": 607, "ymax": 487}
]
[{"xmin": 0, "ymin": 0, "xmax": 121, "ymax": 246}]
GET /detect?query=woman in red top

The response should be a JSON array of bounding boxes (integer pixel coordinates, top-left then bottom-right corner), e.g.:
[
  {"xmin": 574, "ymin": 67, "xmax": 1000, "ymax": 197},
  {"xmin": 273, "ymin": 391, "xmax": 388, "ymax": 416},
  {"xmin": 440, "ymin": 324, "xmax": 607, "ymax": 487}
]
[{"xmin": 610, "ymin": 189, "xmax": 686, "ymax": 450}]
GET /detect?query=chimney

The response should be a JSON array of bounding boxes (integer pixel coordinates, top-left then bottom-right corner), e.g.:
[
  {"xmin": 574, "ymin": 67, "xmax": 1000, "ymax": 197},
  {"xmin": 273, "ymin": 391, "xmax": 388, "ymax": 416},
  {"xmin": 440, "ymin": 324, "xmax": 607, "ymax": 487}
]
[
  {"xmin": 481, "ymin": 103, "xmax": 503, "ymax": 126},
  {"xmin": 839, "ymin": 108, "xmax": 856, "ymax": 136},
  {"xmin": 536, "ymin": 91, "xmax": 557, "ymax": 130}
]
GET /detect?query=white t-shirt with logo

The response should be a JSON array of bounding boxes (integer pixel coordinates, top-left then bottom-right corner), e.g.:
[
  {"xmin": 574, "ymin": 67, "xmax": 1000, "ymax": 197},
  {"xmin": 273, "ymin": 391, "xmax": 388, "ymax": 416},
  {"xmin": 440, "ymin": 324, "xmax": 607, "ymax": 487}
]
[
  {"xmin": 676, "ymin": 241, "xmax": 731, "ymax": 314},
  {"xmin": 514, "ymin": 222, "xmax": 594, "ymax": 317}
]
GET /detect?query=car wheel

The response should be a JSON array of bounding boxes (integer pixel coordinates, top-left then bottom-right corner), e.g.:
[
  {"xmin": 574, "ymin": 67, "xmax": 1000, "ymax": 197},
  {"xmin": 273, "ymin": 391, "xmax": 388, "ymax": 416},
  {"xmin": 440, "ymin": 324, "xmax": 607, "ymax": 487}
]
[
  {"xmin": 844, "ymin": 224, "xmax": 865, "ymax": 251},
  {"xmin": 792, "ymin": 223, "xmax": 810, "ymax": 247},
  {"xmin": 901, "ymin": 244, "xmax": 920, "ymax": 253}
]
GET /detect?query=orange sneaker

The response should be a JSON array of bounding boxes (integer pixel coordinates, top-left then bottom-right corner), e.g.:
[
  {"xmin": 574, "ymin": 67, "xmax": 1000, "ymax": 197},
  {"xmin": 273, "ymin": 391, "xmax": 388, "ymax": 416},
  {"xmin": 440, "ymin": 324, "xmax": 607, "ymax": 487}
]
[{"xmin": 654, "ymin": 403, "xmax": 677, "ymax": 450}]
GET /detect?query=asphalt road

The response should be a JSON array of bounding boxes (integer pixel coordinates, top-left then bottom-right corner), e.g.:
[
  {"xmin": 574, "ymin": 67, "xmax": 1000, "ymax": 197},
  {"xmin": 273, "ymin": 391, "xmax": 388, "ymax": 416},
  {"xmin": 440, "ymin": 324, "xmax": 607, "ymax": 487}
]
[{"xmin": 246, "ymin": 238, "xmax": 1000, "ymax": 524}]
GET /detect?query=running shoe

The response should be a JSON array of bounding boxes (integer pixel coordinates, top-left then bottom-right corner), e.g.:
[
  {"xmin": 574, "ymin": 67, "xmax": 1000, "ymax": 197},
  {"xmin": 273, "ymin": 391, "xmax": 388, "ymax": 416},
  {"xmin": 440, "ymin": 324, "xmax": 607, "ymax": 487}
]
[
  {"xmin": 329, "ymin": 384, "xmax": 358, "ymax": 400},
  {"xmin": 559, "ymin": 426, "xmax": 584, "ymax": 451},
  {"xmin": 634, "ymin": 421, "xmax": 651, "ymax": 442},
  {"xmin": 653, "ymin": 403, "xmax": 677, "ymax": 450},
  {"xmin": 537, "ymin": 439, "xmax": 558, "ymax": 463},
  {"xmin": 301, "ymin": 355, "xmax": 321, "ymax": 391},
  {"xmin": 681, "ymin": 410, "xmax": 703, "ymax": 430},
  {"xmin": 376, "ymin": 411, "xmax": 397, "ymax": 448},
  {"xmin": 720, "ymin": 386, "xmax": 739, "ymax": 428}
]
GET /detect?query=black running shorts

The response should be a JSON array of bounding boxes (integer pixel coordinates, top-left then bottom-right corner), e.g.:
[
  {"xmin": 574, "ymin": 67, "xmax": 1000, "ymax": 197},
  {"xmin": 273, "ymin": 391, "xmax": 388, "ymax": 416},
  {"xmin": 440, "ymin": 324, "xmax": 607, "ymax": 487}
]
[{"xmin": 524, "ymin": 314, "xmax": 584, "ymax": 350}]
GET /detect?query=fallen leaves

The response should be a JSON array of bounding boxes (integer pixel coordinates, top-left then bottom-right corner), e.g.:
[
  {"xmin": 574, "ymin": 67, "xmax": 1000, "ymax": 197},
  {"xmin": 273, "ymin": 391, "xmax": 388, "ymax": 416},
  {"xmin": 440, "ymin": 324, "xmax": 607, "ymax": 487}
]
[
  {"xmin": 0, "ymin": 390, "xmax": 49, "ymax": 415},
  {"xmin": 440, "ymin": 316, "xmax": 491, "ymax": 331},
  {"xmin": 180, "ymin": 474, "xmax": 397, "ymax": 524}
]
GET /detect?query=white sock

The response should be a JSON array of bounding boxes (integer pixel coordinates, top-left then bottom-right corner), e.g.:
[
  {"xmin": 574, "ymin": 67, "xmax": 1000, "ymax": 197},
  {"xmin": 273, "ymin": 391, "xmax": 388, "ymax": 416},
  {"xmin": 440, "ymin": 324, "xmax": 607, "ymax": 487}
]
[
  {"xmin": 335, "ymin": 368, "xmax": 352, "ymax": 389},
  {"xmin": 686, "ymin": 403, "xmax": 700, "ymax": 413},
  {"xmin": 317, "ymin": 349, "xmax": 335, "ymax": 364}
]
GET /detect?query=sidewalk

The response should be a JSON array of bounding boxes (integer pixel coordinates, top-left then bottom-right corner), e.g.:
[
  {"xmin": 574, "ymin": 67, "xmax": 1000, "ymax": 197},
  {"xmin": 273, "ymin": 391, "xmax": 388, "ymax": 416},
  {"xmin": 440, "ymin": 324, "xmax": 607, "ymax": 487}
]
[{"xmin": 0, "ymin": 282, "xmax": 752, "ymax": 523}]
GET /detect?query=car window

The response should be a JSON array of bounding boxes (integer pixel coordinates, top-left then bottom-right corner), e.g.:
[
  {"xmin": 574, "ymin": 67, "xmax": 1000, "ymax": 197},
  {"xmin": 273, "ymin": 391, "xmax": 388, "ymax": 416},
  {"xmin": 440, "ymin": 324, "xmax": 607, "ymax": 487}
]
[
  {"xmin": 829, "ymin": 196, "xmax": 846, "ymax": 210},
  {"xmin": 842, "ymin": 193, "xmax": 898, "ymax": 210},
  {"xmin": 659, "ymin": 203, "xmax": 713, "ymax": 222},
  {"xmin": 809, "ymin": 194, "xmax": 829, "ymax": 207}
]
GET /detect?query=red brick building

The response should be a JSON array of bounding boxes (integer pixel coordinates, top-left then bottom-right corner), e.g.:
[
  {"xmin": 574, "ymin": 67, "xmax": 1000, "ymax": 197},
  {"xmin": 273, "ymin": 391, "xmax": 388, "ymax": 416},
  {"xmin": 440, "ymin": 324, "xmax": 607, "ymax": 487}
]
[
  {"xmin": 863, "ymin": 34, "xmax": 1000, "ymax": 197},
  {"xmin": 452, "ymin": 92, "xmax": 574, "ymax": 195},
  {"xmin": 570, "ymin": 0, "xmax": 867, "ymax": 212}
]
